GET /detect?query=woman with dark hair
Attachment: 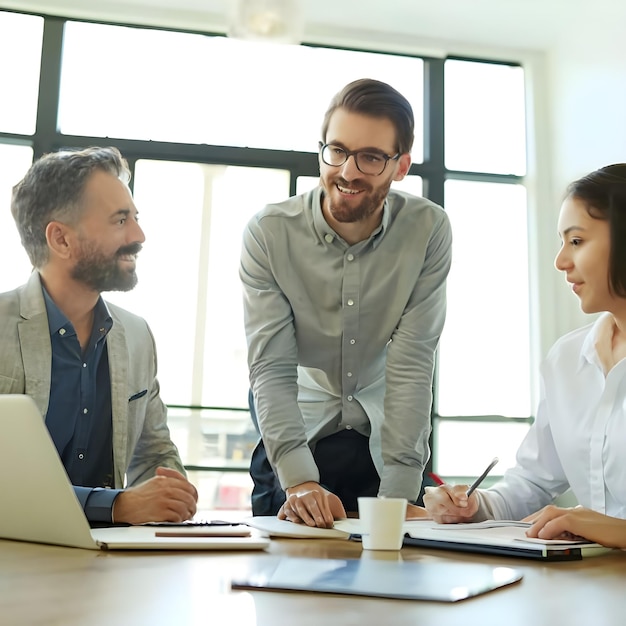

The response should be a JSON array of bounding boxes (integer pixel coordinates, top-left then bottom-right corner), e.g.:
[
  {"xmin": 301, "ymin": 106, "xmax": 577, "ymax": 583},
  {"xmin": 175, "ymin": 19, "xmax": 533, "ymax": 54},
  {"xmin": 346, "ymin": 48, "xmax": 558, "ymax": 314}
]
[{"xmin": 424, "ymin": 164, "xmax": 626, "ymax": 549}]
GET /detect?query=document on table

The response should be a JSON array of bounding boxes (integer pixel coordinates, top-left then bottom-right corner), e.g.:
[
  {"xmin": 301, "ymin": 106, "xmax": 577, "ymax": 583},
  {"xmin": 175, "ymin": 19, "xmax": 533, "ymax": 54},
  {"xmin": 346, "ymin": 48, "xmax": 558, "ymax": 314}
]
[
  {"xmin": 402, "ymin": 519, "xmax": 611, "ymax": 561},
  {"xmin": 244, "ymin": 516, "xmax": 431, "ymax": 539},
  {"xmin": 245, "ymin": 516, "xmax": 351, "ymax": 538}
]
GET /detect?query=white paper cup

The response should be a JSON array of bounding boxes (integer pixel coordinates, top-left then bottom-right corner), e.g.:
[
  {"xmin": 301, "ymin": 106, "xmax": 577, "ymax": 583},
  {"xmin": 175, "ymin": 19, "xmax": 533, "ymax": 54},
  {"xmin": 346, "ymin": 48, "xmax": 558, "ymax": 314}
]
[{"xmin": 357, "ymin": 497, "xmax": 408, "ymax": 550}]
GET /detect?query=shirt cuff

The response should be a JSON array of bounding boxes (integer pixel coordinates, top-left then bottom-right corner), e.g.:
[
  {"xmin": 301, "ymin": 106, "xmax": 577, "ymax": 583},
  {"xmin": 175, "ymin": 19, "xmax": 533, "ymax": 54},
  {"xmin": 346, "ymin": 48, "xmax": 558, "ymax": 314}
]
[
  {"xmin": 379, "ymin": 464, "xmax": 422, "ymax": 502},
  {"xmin": 472, "ymin": 490, "xmax": 496, "ymax": 522},
  {"xmin": 85, "ymin": 487, "xmax": 123, "ymax": 523},
  {"xmin": 276, "ymin": 446, "xmax": 320, "ymax": 490}
]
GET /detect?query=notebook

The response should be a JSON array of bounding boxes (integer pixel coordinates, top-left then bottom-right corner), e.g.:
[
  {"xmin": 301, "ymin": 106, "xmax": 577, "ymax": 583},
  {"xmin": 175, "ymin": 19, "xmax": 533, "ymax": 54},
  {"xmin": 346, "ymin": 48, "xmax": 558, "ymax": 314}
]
[
  {"xmin": 0, "ymin": 394, "xmax": 269, "ymax": 551},
  {"xmin": 401, "ymin": 519, "xmax": 609, "ymax": 561},
  {"xmin": 231, "ymin": 556, "xmax": 523, "ymax": 602},
  {"xmin": 246, "ymin": 516, "xmax": 609, "ymax": 561}
]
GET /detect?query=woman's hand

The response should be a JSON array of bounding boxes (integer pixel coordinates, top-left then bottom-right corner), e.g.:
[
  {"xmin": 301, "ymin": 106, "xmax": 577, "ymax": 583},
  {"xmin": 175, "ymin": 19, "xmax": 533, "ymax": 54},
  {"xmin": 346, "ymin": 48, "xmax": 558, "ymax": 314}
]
[
  {"xmin": 524, "ymin": 505, "xmax": 626, "ymax": 548},
  {"xmin": 423, "ymin": 484, "xmax": 479, "ymax": 523}
]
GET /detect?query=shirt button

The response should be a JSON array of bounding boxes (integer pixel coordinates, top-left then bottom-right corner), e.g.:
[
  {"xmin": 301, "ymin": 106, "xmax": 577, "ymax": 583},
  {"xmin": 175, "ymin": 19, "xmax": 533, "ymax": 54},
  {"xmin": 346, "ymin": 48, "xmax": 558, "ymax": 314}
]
[
  {"xmin": 345, "ymin": 425, "xmax": 353, "ymax": 430},
  {"xmin": 83, "ymin": 408, "xmax": 88, "ymax": 414},
  {"xmin": 78, "ymin": 453, "xmax": 84, "ymax": 460},
  {"xmin": 347, "ymin": 299, "xmax": 354, "ymax": 306},
  {"xmin": 347, "ymin": 395, "xmax": 353, "ymax": 401},
  {"xmin": 59, "ymin": 328, "xmax": 66, "ymax": 336},
  {"xmin": 350, "ymin": 339, "xmax": 356, "ymax": 345},
  {"xmin": 82, "ymin": 363, "xmax": 87, "ymax": 368},
  {"xmin": 347, "ymin": 372, "xmax": 353, "ymax": 377},
  {"xmin": 325, "ymin": 234, "xmax": 334, "ymax": 243},
  {"xmin": 347, "ymin": 253, "xmax": 354, "ymax": 261}
]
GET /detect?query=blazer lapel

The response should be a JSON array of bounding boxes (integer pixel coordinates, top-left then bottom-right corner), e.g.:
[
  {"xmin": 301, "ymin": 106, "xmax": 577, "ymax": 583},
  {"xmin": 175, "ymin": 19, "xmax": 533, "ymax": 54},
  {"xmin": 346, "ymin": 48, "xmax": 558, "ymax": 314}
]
[
  {"xmin": 107, "ymin": 314, "xmax": 129, "ymax": 488},
  {"xmin": 18, "ymin": 273, "xmax": 52, "ymax": 418}
]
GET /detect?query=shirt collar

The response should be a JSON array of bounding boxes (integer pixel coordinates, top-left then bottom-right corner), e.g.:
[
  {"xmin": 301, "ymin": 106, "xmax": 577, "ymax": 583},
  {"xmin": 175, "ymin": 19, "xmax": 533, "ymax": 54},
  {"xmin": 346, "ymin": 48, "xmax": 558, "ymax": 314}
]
[
  {"xmin": 312, "ymin": 186, "xmax": 391, "ymax": 249},
  {"xmin": 41, "ymin": 283, "xmax": 113, "ymax": 339},
  {"xmin": 579, "ymin": 312, "xmax": 613, "ymax": 373}
]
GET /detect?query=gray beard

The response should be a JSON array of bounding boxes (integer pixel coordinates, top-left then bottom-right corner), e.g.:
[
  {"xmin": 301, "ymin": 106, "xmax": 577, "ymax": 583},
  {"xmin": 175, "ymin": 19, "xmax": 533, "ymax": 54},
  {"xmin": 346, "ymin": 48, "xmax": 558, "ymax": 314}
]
[
  {"xmin": 71, "ymin": 242, "xmax": 139, "ymax": 292},
  {"xmin": 72, "ymin": 255, "xmax": 138, "ymax": 292}
]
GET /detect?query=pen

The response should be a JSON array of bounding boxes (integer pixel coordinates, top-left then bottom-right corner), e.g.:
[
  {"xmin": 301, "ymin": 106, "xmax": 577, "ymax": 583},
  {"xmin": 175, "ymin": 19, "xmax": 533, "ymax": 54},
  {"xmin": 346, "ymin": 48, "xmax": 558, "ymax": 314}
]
[
  {"xmin": 428, "ymin": 472, "xmax": 445, "ymax": 486},
  {"xmin": 465, "ymin": 457, "xmax": 499, "ymax": 498}
]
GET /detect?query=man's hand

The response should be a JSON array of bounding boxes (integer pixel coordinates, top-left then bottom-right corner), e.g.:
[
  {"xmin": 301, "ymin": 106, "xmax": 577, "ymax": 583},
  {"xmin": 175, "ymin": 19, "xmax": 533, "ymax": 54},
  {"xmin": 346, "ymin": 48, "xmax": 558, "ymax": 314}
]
[
  {"xmin": 423, "ymin": 484, "xmax": 479, "ymax": 523},
  {"xmin": 278, "ymin": 481, "xmax": 346, "ymax": 528},
  {"xmin": 112, "ymin": 467, "xmax": 198, "ymax": 524}
]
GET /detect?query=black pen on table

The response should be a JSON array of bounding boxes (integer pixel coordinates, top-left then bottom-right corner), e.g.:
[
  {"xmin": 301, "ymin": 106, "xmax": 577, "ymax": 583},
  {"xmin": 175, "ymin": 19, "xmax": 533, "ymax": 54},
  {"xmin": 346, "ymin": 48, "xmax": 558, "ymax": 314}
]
[{"xmin": 465, "ymin": 457, "xmax": 499, "ymax": 498}]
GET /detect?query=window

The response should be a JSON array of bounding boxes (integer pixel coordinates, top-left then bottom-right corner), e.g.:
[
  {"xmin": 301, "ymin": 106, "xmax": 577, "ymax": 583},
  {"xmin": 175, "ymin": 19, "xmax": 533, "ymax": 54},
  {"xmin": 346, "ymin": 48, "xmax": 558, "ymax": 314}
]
[
  {"xmin": 438, "ymin": 179, "xmax": 530, "ymax": 420},
  {"xmin": 436, "ymin": 179, "xmax": 531, "ymax": 475},
  {"xmin": 0, "ymin": 12, "xmax": 43, "ymax": 135},
  {"xmin": 59, "ymin": 21, "xmax": 425, "ymax": 160},
  {"xmin": 445, "ymin": 59, "xmax": 526, "ymax": 175},
  {"xmin": 0, "ymin": 11, "xmax": 42, "ymax": 294},
  {"xmin": 1, "ymin": 9, "xmax": 531, "ymax": 506},
  {"xmin": 107, "ymin": 160, "xmax": 291, "ymax": 408},
  {"xmin": 0, "ymin": 144, "xmax": 35, "ymax": 293},
  {"xmin": 434, "ymin": 59, "xmax": 530, "ymax": 482}
]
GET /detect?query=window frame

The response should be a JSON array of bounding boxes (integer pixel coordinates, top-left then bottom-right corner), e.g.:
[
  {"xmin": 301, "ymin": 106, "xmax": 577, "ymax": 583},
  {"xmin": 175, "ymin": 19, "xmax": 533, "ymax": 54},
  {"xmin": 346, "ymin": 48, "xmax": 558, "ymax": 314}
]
[{"xmin": 0, "ymin": 10, "xmax": 531, "ymax": 488}]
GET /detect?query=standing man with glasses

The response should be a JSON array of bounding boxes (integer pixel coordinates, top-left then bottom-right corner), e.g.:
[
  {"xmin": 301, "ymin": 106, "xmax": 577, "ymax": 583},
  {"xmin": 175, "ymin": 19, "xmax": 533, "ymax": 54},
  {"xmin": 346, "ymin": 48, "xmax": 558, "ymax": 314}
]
[{"xmin": 240, "ymin": 78, "xmax": 452, "ymax": 527}]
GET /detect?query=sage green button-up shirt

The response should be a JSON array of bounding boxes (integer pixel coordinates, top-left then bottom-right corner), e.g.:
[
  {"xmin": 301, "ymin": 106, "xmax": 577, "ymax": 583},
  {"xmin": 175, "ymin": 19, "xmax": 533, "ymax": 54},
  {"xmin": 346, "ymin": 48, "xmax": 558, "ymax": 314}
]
[{"xmin": 240, "ymin": 186, "xmax": 452, "ymax": 501}]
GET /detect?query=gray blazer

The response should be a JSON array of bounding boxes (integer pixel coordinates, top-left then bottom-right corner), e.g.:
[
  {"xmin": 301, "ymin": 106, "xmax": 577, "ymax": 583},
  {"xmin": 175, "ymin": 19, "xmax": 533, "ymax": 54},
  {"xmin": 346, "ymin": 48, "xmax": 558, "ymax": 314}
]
[{"xmin": 0, "ymin": 271, "xmax": 185, "ymax": 488}]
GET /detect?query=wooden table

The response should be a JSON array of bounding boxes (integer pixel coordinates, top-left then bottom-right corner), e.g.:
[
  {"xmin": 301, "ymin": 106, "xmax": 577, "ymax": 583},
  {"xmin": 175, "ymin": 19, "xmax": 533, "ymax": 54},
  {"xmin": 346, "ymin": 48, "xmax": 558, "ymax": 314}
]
[{"xmin": 1, "ymin": 534, "xmax": 625, "ymax": 626}]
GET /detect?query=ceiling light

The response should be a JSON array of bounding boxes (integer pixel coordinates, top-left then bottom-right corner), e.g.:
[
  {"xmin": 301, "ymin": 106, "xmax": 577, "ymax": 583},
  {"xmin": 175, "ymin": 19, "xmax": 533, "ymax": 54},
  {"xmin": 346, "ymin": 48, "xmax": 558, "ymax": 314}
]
[{"xmin": 229, "ymin": 0, "xmax": 304, "ymax": 44}]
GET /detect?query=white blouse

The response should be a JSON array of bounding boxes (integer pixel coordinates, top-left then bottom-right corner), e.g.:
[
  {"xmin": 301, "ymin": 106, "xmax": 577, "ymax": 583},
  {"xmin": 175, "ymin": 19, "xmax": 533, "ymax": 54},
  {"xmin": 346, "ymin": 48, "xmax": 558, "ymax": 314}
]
[{"xmin": 478, "ymin": 313, "xmax": 626, "ymax": 520}]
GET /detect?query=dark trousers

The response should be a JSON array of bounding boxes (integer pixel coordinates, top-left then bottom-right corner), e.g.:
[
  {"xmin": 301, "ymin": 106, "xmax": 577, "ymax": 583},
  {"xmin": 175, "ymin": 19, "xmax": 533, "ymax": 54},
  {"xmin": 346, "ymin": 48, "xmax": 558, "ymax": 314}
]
[{"xmin": 250, "ymin": 428, "xmax": 380, "ymax": 516}]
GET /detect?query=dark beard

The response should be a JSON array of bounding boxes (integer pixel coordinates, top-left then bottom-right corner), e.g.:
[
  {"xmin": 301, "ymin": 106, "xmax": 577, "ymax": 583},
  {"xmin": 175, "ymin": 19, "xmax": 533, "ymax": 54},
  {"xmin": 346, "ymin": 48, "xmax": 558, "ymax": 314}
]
[
  {"xmin": 71, "ymin": 242, "xmax": 142, "ymax": 292},
  {"xmin": 326, "ymin": 178, "xmax": 392, "ymax": 223}
]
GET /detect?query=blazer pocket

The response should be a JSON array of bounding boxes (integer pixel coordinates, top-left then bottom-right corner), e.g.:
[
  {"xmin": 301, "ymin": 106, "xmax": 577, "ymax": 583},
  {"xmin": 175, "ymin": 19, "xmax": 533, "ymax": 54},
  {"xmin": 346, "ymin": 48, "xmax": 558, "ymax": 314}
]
[{"xmin": 128, "ymin": 389, "xmax": 148, "ymax": 402}]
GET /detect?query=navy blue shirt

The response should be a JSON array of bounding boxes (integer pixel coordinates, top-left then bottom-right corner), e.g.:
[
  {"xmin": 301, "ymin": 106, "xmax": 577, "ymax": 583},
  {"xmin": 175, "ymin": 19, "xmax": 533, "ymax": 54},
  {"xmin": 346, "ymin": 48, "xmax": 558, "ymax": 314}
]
[{"xmin": 43, "ymin": 287, "xmax": 121, "ymax": 522}]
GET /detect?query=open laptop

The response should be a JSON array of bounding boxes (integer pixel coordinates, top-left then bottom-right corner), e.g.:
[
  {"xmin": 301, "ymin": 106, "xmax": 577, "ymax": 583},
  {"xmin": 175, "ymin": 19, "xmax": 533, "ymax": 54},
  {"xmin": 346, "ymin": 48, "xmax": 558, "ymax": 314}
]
[{"xmin": 0, "ymin": 394, "xmax": 269, "ymax": 551}]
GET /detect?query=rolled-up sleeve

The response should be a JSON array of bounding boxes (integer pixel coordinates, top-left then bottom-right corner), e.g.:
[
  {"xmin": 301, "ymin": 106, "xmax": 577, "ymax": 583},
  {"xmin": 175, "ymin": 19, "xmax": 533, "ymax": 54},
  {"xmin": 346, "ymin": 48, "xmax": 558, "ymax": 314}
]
[{"xmin": 379, "ymin": 211, "xmax": 452, "ymax": 500}]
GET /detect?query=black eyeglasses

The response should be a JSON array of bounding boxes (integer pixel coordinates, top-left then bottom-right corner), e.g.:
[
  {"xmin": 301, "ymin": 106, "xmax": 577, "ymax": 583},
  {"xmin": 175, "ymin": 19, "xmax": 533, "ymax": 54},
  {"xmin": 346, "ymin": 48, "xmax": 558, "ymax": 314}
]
[{"xmin": 319, "ymin": 142, "xmax": 400, "ymax": 176}]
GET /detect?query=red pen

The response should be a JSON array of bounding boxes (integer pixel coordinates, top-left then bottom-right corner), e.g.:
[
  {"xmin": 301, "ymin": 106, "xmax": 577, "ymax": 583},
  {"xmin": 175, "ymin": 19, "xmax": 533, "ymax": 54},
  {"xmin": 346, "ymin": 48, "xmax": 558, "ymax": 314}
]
[{"xmin": 428, "ymin": 472, "xmax": 445, "ymax": 486}]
